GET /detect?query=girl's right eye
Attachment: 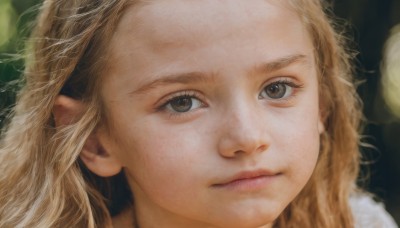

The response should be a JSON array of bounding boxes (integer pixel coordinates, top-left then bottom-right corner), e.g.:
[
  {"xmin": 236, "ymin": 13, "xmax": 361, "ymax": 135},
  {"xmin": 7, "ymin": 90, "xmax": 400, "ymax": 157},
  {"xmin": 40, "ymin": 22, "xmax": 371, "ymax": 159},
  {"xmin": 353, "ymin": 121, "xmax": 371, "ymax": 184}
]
[{"xmin": 162, "ymin": 94, "xmax": 204, "ymax": 113}]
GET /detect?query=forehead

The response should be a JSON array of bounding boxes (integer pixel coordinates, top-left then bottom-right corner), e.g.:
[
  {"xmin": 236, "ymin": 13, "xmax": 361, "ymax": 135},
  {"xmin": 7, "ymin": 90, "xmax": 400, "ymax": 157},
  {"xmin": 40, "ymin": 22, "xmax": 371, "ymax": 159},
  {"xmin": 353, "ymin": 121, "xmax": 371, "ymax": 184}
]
[
  {"xmin": 112, "ymin": 0, "xmax": 300, "ymax": 49},
  {"xmin": 104, "ymin": 0, "xmax": 314, "ymax": 86}
]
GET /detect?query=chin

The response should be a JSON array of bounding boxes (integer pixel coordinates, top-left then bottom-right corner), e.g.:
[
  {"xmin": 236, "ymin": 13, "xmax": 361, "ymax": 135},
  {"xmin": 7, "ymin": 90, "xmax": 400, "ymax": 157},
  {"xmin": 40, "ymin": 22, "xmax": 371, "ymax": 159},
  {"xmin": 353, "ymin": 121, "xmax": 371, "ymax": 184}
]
[
  {"xmin": 213, "ymin": 218, "xmax": 274, "ymax": 228},
  {"xmin": 211, "ymin": 207, "xmax": 280, "ymax": 228}
]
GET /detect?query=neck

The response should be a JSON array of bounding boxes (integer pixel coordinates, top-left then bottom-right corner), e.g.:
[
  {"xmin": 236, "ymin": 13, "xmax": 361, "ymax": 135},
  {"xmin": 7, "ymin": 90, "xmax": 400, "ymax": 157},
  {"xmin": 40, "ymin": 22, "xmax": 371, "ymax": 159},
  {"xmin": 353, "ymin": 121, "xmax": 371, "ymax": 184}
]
[
  {"xmin": 111, "ymin": 206, "xmax": 273, "ymax": 228},
  {"xmin": 112, "ymin": 207, "xmax": 136, "ymax": 228}
]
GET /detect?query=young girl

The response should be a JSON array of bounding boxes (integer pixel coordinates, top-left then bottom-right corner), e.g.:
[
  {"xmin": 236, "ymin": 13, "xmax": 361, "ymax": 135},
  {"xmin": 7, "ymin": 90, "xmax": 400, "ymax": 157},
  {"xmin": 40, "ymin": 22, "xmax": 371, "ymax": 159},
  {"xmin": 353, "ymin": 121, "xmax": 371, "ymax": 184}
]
[{"xmin": 0, "ymin": 0, "xmax": 397, "ymax": 227}]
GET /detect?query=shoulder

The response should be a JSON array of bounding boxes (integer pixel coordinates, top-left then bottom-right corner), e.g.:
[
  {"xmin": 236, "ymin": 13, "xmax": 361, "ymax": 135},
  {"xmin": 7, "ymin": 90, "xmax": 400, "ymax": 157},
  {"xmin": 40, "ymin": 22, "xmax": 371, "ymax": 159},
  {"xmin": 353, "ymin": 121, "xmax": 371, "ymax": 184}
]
[{"xmin": 350, "ymin": 193, "xmax": 398, "ymax": 228}]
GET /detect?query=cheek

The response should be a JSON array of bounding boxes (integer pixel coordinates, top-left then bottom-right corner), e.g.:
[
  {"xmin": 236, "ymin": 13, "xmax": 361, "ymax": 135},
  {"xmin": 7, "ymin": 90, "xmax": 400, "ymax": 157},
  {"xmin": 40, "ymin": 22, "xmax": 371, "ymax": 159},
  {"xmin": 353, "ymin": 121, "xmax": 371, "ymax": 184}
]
[
  {"xmin": 279, "ymin": 115, "xmax": 320, "ymax": 185},
  {"xmin": 267, "ymin": 94, "xmax": 320, "ymax": 183},
  {"xmin": 110, "ymin": 120, "xmax": 206, "ymax": 195},
  {"xmin": 119, "ymin": 127, "xmax": 217, "ymax": 217}
]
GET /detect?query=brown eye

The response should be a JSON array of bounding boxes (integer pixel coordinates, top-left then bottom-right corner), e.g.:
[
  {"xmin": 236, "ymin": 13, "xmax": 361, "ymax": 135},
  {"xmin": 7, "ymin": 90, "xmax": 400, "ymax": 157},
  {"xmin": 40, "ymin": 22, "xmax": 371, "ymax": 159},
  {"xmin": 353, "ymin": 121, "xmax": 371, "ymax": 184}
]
[
  {"xmin": 259, "ymin": 82, "xmax": 293, "ymax": 99},
  {"xmin": 166, "ymin": 96, "xmax": 202, "ymax": 113},
  {"xmin": 169, "ymin": 97, "xmax": 193, "ymax": 112}
]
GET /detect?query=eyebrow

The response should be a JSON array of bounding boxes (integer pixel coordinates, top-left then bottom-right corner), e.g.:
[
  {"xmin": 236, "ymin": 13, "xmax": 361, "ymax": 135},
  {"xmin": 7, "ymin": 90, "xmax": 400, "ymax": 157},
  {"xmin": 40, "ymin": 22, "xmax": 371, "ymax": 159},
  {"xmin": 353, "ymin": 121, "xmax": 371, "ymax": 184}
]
[
  {"xmin": 256, "ymin": 54, "xmax": 309, "ymax": 73},
  {"xmin": 131, "ymin": 54, "xmax": 309, "ymax": 95},
  {"xmin": 131, "ymin": 72, "xmax": 213, "ymax": 94}
]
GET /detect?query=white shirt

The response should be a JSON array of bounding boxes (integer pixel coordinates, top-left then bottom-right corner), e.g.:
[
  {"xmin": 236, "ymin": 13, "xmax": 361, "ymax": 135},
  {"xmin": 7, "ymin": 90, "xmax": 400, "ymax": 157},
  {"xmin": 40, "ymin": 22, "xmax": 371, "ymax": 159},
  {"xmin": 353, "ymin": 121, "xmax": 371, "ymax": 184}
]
[{"xmin": 351, "ymin": 194, "xmax": 398, "ymax": 228}]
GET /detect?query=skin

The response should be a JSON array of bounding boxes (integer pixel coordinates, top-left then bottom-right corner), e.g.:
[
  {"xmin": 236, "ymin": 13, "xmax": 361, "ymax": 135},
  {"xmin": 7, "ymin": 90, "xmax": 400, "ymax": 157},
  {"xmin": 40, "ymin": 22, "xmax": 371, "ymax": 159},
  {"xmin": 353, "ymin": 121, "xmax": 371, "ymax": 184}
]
[{"xmin": 88, "ymin": 0, "xmax": 324, "ymax": 227}]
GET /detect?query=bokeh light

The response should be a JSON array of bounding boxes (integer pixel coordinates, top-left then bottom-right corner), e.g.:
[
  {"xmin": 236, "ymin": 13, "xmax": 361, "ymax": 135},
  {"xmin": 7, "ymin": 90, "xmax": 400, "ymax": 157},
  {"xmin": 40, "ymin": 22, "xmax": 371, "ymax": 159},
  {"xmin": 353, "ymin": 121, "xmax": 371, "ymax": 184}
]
[
  {"xmin": 0, "ymin": 0, "xmax": 17, "ymax": 48},
  {"xmin": 382, "ymin": 24, "xmax": 400, "ymax": 118}
]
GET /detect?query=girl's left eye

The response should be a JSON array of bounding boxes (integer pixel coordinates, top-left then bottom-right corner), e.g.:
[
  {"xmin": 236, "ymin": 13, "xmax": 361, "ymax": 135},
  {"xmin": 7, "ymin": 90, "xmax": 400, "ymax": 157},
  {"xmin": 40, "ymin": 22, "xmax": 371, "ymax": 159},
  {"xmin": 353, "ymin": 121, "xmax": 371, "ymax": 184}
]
[
  {"xmin": 259, "ymin": 80, "xmax": 300, "ymax": 100},
  {"xmin": 164, "ymin": 95, "xmax": 203, "ymax": 113}
]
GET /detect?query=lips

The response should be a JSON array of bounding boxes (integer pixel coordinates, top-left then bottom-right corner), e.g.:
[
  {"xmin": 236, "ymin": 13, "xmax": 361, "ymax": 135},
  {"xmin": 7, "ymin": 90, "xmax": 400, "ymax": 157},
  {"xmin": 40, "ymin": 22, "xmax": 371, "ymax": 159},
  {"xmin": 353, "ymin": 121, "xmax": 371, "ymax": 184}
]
[{"xmin": 212, "ymin": 169, "xmax": 280, "ymax": 191}]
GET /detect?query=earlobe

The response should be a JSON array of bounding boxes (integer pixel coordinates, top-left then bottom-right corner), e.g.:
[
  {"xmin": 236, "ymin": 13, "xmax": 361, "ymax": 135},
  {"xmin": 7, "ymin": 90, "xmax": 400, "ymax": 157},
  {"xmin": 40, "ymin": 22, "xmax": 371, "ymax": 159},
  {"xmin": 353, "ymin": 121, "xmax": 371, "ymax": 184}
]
[
  {"xmin": 318, "ymin": 108, "xmax": 327, "ymax": 134},
  {"xmin": 53, "ymin": 95, "xmax": 122, "ymax": 177},
  {"xmin": 318, "ymin": 119, "xmax": 325, "ymax": 134},
  {"xmin": 80, "ymin": 134, "xmax": 122, "ymax": 177}
]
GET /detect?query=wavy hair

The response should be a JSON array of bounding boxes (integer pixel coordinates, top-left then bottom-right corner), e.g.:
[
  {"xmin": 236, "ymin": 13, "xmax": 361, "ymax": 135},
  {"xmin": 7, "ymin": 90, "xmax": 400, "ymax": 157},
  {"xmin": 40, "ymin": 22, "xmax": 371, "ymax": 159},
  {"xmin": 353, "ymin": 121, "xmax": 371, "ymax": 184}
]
[
  {"xmin": 0, "ymin": 0, "xmax": 362, "ymax": 227},
  {"xmin": 274, "ymin": 0, "xmax": 362, "ymax": 227}
]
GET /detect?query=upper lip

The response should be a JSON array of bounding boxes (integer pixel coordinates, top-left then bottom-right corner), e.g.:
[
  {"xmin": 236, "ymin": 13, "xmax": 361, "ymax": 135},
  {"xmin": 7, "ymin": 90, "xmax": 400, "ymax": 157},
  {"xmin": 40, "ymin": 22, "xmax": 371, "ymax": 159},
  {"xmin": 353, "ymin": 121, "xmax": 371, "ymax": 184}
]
[{"xmin": 212, "ymin": 169, "xmax": 278, "ymax": 187}]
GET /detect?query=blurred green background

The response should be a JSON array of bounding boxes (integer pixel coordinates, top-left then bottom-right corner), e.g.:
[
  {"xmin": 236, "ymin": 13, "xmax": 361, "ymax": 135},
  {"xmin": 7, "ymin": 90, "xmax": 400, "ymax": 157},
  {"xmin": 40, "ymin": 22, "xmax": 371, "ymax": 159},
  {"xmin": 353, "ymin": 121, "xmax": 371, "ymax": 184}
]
[
  {"xmin": 0, "ymin": 0, "xmax": 399, "ymax": 225},
  {"xmin": 0, "ymin": 0, "xmax": 39, "ymax": 127}
]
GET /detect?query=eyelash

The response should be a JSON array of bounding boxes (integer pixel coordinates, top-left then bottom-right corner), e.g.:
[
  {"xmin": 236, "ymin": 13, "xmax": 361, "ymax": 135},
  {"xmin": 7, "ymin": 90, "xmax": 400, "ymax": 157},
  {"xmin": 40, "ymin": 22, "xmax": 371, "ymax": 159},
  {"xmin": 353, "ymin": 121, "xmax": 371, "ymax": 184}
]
[
  {"xmin": 258, "ymin": 78, "xmax": 304, "ymax": 101},
  {"xmin": 156, "ymin": 90, "xmax": 206, "ymax": 117}
]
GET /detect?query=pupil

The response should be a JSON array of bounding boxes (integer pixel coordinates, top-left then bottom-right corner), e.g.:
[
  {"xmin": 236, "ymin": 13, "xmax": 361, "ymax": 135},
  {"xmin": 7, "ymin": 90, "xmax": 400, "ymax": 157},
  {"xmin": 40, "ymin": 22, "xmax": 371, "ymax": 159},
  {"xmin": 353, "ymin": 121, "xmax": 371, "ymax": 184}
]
[
  {"xmin": 171, "ymin": 97, "xmax": 192, "ymax": 112},
  {"xmin": 267, "ymin": 84, "xmax": 286, "ymax": 98}
]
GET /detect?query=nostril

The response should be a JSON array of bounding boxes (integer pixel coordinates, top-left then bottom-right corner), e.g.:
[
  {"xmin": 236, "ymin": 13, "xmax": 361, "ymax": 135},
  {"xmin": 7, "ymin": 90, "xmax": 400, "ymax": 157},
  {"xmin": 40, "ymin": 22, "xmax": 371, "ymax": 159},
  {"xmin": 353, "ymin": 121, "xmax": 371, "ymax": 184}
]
[
  {"xmin": 257, "ymin": 145, "xmax": 268, "ymax": 152},
  {"xmin": 233, "ymin": 149, "xmax": 246, "ymax": 155},
  {"xmin": 217, "ymin": 117, "xmax": 270, "ymax": 157},
  {"xmin": 232, "ymin": 143, "xmax": 267, "ymax": 156}
]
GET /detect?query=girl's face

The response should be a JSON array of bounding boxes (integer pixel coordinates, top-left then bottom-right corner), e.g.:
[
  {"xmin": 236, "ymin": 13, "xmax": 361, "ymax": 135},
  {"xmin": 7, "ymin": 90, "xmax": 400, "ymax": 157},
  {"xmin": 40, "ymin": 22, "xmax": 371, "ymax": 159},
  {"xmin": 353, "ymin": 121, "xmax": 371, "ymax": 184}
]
[{"xmin": 99, "ymin": 0, "xmax": 323, "ymax": 227}]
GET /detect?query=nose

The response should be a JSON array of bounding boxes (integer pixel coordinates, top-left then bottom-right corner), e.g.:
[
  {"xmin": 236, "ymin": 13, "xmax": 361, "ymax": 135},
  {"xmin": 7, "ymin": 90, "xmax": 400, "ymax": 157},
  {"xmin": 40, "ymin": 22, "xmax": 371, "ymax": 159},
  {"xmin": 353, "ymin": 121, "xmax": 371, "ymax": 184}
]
[{"xmin": 217, "ymin": 106, "xmax": 270, "ymax": 158}]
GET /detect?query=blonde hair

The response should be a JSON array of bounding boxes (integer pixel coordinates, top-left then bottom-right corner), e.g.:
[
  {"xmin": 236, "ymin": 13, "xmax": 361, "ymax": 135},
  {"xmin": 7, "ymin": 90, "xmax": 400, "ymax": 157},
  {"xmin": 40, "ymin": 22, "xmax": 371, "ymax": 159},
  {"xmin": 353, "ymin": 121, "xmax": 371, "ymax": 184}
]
[
  {"xmin": 0, "ymin": 1, "xmax": 133, "ymax": 227},
  {"xmin": 274, "ymin": 0, "xmax": 362, "ymax": 227},
  {"xmin": 0, "ymin": 0, "xmax": 362, "ymax": 227}
]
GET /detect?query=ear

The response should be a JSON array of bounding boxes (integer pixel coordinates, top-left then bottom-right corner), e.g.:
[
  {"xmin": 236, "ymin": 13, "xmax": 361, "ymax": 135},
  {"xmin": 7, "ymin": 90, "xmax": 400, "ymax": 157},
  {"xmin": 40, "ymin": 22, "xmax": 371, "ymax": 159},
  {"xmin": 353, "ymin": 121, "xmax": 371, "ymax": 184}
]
[
  {"xmin": 53, "ymin": 95, "xmax": 122, "ymax": 177},
  {"xmin": 318, "ymin": 96, "xmax": 328, "ymax": 134},
  {"xmin": 318, "ymin": 117, "xmax": 325, "ymax": 134},
  {"xmin": 318, "ymin": 110, "xmax": 326, "ymax": 134},
  {"xmin": 53, "ymin": 95, "xmax": 85, "ymax": 127},
  {"xmin": 79, "ymin": 132, "xmax": 122, "ymax": 177}
]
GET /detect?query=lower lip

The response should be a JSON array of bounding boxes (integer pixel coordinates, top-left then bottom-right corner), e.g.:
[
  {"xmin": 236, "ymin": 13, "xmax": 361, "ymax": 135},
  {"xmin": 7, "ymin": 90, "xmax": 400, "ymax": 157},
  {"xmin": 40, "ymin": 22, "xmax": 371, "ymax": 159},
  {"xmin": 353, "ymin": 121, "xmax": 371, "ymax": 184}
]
[{"xmin": 212, "ymin": 175, "xmax": 279, "ymax": 192}]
